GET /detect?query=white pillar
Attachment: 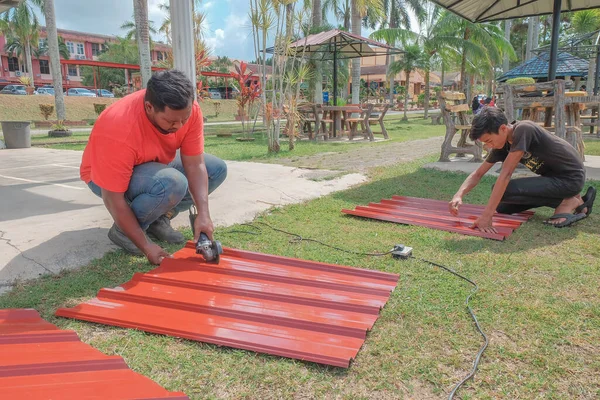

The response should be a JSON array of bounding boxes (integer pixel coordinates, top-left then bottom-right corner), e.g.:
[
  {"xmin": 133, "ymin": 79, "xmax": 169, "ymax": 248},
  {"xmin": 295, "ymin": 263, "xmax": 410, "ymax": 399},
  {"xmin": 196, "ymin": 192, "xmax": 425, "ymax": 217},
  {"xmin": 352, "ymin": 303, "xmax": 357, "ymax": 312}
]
[{"xmin": 170, "ymin": 0, "xmax": 196, "ymax": 96}]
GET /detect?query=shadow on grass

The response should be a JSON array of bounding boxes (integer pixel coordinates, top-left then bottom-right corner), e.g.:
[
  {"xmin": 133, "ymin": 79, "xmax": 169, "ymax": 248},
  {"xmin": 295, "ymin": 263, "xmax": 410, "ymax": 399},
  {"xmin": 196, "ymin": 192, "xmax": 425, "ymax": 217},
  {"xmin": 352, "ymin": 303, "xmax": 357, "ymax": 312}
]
[{"xmin": 332, "ymin": 168, "xmax": 600, "ymax": 254}]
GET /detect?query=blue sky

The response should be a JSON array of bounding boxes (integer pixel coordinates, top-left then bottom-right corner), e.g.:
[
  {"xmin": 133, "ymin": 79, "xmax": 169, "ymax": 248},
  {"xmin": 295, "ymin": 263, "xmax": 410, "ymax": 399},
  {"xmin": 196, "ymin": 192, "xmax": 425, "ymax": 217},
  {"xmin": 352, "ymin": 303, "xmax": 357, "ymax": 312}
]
[{"xmin": 32, "ymin": 0, "xmax": 368, "ymax": 62}]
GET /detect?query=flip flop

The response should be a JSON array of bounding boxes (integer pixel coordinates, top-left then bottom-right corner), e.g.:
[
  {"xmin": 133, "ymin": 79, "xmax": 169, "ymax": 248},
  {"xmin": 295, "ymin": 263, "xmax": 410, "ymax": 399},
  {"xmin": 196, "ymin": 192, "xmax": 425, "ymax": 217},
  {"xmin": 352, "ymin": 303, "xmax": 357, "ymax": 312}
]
[
  {"xmin": 543, "ymin": 213, "xmax": 587, "ymax": 228},
  {"xmin": 575, "ymin": 186, "xmax": 596, "ymax": 216}
]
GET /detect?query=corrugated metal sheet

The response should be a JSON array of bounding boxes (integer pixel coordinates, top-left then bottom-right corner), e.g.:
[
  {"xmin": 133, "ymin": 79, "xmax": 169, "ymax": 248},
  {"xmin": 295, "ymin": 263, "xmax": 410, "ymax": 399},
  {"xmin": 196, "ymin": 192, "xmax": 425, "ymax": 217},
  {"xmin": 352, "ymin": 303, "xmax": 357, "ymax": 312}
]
[
  {"xmin": 342, "ymin": 196, "xmax": 534, "ymax": 241},
  {"xmin": 56, "ymin": 246, "xmax": 399, "ymax": 368},
  {"xmin": 0, "ymin": 308, "xmax": 188, "ymax": 399}
]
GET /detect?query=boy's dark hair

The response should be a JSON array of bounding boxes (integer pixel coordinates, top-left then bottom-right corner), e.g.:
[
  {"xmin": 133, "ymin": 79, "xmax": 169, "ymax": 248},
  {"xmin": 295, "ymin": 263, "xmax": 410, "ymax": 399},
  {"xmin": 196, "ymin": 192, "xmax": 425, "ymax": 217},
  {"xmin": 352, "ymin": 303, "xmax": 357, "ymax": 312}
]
[
  {"xmin": 144, "ymin": 70, "xmax": 194, "ymax": 112},
  {"xmin": 484, "ymin": 97, "xmax": 492, "ymax": 104},
  {"xmin": 469, "ymin": 106, "xmax": 508, "ymax": 141}
]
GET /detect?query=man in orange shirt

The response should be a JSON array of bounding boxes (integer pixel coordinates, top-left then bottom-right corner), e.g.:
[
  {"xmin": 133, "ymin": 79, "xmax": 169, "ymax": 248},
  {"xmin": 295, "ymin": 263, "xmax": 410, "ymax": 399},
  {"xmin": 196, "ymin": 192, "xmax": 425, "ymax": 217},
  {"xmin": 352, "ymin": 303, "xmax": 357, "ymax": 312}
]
[{"xmin": 80, "ymin": 70, "xmax": 227, "ymax": 264}]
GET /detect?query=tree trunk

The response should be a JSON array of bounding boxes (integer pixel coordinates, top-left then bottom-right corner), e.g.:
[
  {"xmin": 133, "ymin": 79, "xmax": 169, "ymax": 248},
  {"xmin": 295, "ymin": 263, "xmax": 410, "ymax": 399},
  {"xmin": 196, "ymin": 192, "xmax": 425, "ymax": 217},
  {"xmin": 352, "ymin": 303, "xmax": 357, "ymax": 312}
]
[
  {"xmin": 351, "ymin": 0, "xmax": 361, "ymax": 105},
  {"xmin": 312, "ymin": 0, "xmax": 323, "ymax": 104},
  {"xmin": 503, "ymin": 20, "xmax": 511, "ymax": 72},
  {"xmin": 386, "ymin": 2, "xmax": 396, "ymax": 103},
  {"xmin": 25, "ymin": 40, "xmax": 34, "ymax": 81},
  {"xmin": 43, "ymin": 0, "xmax": 66, "ymax": 120},
  {"xmin": 134, "ymin": 0, "xmax": 152, "ymax": 88},
  {"xmin": 441, "ymin": 61, "xmax": 445, "ymax": 91},
  {"xmin": 526, "ymin": 17, "xmax": 534, "ymax": 61},
  {"xmin": 424, "ymin": 69, "xmax": 430, "ymax": 118},
  {"xmin": 403, "ymin": 71, "xmax": 410, "ymax": 121},
  {"xmin": 460, "ymin": 27, "xmax": 470, "ymax": 94},
  {"xmin": 286, "ymin": 3, "xmax": 293, "ymax": 39}
]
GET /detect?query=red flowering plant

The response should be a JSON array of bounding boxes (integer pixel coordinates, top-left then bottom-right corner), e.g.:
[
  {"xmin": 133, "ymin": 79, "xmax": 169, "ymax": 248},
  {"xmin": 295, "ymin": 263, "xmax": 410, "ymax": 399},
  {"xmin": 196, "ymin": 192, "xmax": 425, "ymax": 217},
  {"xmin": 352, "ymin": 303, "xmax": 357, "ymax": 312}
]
[{"xmin": 231, "ymin": 61, "xmax": 262, "ymax": 138}]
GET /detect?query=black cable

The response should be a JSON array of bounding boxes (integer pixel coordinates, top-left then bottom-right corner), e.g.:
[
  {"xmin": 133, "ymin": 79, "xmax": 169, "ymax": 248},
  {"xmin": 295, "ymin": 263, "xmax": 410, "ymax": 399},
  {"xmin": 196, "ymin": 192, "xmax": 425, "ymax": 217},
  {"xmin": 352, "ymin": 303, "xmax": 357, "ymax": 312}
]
[
  {"xmin": 412, "ymin": 256, "xmax": 488, "ymax": 400},
  {"xmin": 220, "ymin": 222, "xmax": 487, "ymax": 399},
  {"xmin": 224, "ymin": 222, "xmax": 394, "ymax": 257}
]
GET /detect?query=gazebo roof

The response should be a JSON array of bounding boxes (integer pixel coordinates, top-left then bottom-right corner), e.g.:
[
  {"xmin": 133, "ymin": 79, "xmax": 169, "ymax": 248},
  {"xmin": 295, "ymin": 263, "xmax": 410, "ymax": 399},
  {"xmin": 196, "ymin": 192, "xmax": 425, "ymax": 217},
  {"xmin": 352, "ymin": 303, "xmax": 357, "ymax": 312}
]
[{"xmin": 498, "ymin": 52, "xmax": 589, "ymax": 82}]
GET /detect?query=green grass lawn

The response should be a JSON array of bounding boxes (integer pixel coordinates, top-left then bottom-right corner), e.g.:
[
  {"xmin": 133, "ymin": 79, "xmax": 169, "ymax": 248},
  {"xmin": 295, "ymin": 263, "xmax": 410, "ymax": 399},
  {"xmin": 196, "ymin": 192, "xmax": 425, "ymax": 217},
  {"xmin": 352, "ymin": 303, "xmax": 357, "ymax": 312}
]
[
  {"xmin": 1, "ymin": 158, "xmax": 598, "ymax": 399},
  {"xmin": 584, "ymin": 138, "xmax": 600, "ymax": 156},
  {"xmin": 29, "ymin": 114, "xmax": 445, "ymax": 161}
]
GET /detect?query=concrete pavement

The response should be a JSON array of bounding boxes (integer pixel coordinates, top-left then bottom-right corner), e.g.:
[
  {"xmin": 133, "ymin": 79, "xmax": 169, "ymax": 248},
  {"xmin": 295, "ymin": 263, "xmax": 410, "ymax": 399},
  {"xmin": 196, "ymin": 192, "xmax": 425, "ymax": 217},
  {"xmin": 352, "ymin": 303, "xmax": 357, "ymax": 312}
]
[
  {"xmin": 424, "ymin": 155, "xmax": 600, "ymax": 181},
  {"xmin": 0, "ymin": 148, "xmax": 366, "ymax": 292}
]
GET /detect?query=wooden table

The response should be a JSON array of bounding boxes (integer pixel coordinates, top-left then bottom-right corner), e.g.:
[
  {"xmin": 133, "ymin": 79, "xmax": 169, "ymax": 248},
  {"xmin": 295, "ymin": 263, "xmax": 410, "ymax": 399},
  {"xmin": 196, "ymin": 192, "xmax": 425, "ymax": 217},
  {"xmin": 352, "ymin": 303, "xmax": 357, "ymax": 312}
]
[{"xmin": 323, "ymin": 106, "xmax": 362, "ymax": 137}]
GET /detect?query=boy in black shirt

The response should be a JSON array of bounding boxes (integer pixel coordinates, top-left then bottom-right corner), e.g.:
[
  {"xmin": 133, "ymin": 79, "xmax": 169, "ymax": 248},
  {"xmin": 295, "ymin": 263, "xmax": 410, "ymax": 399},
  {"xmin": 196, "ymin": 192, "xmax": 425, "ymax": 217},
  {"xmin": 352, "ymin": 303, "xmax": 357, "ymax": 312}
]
[{"xmin": 449, "ymin": 107, "xmax": 596, "ymax": 232}]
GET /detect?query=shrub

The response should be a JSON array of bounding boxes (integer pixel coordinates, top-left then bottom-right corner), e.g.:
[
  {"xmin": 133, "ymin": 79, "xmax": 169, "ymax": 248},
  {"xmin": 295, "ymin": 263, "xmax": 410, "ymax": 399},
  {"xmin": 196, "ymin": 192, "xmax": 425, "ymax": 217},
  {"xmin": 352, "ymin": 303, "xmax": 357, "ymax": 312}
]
[
  {"xmin": 51, "ymin": 120, "xmax": 68, "ymax": 131},
  {"xmin": 506, "ymin": 77, "xmax": 536, "ymax": 85},
  {"xmin": 39, "ymin": 104, "xmax": 54, "ymax": 120},
  {"xmin": 93, "ymin": 103, "xmax": 107, "ymax": 116},
  {"xmin": 213, "ymin": 101, "xmax": 221, "ymax": 117}
]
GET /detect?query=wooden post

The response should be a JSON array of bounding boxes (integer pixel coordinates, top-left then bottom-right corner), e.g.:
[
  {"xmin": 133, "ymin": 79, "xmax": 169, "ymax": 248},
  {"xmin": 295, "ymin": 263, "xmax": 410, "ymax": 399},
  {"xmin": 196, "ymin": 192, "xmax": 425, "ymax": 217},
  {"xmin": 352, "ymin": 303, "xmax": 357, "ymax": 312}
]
[
  {"xmin": 504, "ymin": 84, "xmax": 514, "ymax": 122},
  {"xmin": 554, "ymin": 79, "xmax": 566, "ymax": 139}
]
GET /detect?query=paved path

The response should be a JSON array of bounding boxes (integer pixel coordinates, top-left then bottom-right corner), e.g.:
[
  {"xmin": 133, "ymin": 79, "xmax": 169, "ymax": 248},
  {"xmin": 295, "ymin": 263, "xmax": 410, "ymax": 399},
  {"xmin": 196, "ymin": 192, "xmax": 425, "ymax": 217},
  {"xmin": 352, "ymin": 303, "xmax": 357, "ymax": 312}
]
[
  {"xmin": 0, "ymin": 148, "xmax": 365, "ymax": 292},
  {"xmin": 274, "ymin": 136, "xmax": 444, "ymax": 172}
]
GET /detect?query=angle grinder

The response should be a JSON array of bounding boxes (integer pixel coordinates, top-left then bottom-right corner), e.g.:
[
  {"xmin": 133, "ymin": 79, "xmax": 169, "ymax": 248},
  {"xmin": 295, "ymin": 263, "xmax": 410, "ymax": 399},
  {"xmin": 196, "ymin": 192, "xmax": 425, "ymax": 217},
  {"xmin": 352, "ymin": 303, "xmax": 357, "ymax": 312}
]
[{"xmin": 189, "ymin": 206, "xmax": 223, "ymax": 263}]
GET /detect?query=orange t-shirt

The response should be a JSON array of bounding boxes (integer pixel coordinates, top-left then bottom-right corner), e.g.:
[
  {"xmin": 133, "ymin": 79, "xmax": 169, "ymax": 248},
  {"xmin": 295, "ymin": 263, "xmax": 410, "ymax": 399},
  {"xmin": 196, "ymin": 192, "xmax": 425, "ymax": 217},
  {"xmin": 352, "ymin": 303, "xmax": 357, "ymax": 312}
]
[{"xmin": 80, "ymin": 89, "xmax": 204, "ymax": 193}]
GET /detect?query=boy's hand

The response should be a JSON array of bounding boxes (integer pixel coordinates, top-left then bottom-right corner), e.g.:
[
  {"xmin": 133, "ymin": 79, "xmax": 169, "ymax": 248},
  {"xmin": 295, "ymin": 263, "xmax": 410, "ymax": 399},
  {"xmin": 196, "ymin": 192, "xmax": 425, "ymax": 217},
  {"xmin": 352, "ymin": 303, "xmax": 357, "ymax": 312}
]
[
  {"xmin": 449, "ymin": 196, "xmax": 463, "ymax": 216},
  {"xmin": 471, "ymin": 214, "xmax": 498, "ymax": 234}
]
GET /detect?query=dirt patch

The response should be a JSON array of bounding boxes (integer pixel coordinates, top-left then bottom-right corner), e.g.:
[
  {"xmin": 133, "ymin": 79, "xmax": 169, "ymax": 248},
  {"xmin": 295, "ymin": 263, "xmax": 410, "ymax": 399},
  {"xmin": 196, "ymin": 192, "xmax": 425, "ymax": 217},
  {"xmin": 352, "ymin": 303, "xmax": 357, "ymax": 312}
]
[{"xmin": 274, "ymin": 136, "xmax": 444, "ymax": 172}]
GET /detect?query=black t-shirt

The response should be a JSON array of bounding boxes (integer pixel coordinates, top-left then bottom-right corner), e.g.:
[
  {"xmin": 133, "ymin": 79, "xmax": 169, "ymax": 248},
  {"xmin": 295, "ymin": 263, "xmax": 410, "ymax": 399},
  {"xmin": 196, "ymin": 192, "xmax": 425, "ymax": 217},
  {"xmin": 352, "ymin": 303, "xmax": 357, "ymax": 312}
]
[{"xmin": 485, "ymin": 120, "xmax": 584, "ymax": 177}]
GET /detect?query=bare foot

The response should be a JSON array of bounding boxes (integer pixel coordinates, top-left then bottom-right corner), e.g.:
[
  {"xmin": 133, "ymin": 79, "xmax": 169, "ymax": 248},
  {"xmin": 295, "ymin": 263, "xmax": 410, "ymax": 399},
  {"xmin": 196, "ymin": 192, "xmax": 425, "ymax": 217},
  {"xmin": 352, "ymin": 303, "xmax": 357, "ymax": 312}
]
[{"xmin": 547, "ymin": 196, "xmax": 585, "ymax": 225}]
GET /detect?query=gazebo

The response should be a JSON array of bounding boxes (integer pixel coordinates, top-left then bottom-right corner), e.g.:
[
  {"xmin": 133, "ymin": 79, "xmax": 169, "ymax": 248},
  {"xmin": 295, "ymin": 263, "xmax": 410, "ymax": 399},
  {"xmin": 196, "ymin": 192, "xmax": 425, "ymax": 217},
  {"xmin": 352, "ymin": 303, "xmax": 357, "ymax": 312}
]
[{"xmin": 498, "ymin": 52, "xmax": 589, "ymax": 82}]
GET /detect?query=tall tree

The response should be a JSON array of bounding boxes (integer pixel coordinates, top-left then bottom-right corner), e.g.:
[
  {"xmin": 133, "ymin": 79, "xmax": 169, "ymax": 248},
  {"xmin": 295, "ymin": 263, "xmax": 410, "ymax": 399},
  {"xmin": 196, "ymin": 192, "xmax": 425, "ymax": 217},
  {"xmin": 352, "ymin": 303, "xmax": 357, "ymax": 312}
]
[
  {"xmin": 0, "ymin": 2, "xmax": 39, "ymax": 81},
  {"xmin": 323, "ymin": 0, "xmax": 350, "ymax": 30},
  {"xmin": 350, "ymin": 0, "xmax": 383, "ymax": 104},
  {"xmin": 312, "ymin": 0, "xmax": 323, "ymax": 103},
  {"xmin": 133, "ymin": 0, "xmax": 152, "ymax": 88},
  {"xmin": 29, "ymin": 0, "xmax": 66, "ymax": 119},
  {"xmin": 435, "ymin": 11, "xmax": 515, "ymax": 100},
  {"xmin": 503, "ymin": 20, "xmax": 511, "ymax": 72},
  {"xmin": 388, "ymin": 43, "xmax": 426, "ymax": 121}
]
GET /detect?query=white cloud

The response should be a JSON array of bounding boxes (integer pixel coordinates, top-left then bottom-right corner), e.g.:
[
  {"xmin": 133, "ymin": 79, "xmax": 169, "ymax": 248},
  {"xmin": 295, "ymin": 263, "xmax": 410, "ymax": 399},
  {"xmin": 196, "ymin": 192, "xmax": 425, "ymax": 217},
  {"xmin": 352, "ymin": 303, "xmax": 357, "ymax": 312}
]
[
  {"xmin": 204, "ymin": 13, "xmax": 250, "ymax": 58},
  {"xmin": 203, "ymin": 1, "xmax": 214, "ymax": 9},
  {"xmin": 215, "ymin": 29, "xmax": 225, "ymax": 40}
]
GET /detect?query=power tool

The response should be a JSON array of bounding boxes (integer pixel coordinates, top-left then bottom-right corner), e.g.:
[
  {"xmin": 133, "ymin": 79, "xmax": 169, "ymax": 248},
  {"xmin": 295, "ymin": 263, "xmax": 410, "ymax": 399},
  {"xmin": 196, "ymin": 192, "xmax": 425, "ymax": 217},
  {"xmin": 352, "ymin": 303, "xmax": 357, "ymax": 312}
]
[{"xmin": 189, "ymin": 206, "xmax": 223, "ymax": 264}]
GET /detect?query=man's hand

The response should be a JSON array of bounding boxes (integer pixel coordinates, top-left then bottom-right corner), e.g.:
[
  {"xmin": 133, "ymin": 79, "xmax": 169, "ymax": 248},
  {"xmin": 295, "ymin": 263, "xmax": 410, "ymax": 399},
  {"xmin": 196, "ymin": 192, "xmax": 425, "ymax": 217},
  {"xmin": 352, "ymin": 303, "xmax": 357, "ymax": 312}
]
[
  {"xmin": 144, "ymin": 243, "xmax": 172, "ymax": 265},
  {"xmin": 449, "ymin": 196, "xmax": 463, "ymax": 216},
  {"xmin": 193, "ymin": 212, "xmax": 214, "ymax": 242},
  {"xmin": 471, "ymin": 214, "xmax": 498, "ymax": 234}
]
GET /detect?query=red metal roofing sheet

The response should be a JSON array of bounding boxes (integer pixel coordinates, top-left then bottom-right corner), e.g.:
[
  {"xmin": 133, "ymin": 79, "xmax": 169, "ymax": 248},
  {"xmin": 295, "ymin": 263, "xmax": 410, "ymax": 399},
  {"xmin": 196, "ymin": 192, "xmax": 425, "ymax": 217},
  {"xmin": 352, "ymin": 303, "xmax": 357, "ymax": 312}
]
[
  {"xmin": 56, "ymin": 245, "xmax": 399, "ymax": 368},
  {"xmin": 0, "ymin": 308, "xmax": 188, "ymax": 400},
  {"xmin": 342, "ymin": 195, "xmax": 534, "ymax": 241}
]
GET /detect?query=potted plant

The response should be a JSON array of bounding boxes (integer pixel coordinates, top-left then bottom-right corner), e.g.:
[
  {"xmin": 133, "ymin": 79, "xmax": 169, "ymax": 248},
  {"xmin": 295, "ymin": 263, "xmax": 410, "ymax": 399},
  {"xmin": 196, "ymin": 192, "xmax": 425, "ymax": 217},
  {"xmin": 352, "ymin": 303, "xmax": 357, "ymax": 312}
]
[
  {"xmin": 19, "ymin": 76, "xmax": 35, "ymax": 95},
  {"xmin": 48, "ymin": 120, "xmax": 72, "ymax": 138}
]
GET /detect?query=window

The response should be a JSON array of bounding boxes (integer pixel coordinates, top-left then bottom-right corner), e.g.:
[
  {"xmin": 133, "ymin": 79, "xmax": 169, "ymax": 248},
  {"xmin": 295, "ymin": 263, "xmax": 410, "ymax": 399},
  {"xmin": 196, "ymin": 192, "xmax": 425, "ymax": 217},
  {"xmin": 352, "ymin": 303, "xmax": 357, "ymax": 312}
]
[
  {"xmin": 76, "ymin": 43, "xmax": 84, "ymax": 55},
  {"xmin": 38, "ymin": 38, "xmax": 47, "ymax": 49},
  {"xmin": 39, "ymin": 60, "xmax": 50, "ymax": 74},
  {"xmin": 8, "ymin": 57, "xmax": 19, "ymax": 72},
  {"xmin": 66, "ymin": 41, "xmax": 74, "ymax": 54},
  {"xmin": 92, "ymin": 43, "xmax": 101, "ymax": 56},
  {"xmin": 157, "ymin": 51, "xmax": 164, "ymax": 61},
  {"xmin": 68, "ymin": 65, "xmax": 78, "ymax": 76}
]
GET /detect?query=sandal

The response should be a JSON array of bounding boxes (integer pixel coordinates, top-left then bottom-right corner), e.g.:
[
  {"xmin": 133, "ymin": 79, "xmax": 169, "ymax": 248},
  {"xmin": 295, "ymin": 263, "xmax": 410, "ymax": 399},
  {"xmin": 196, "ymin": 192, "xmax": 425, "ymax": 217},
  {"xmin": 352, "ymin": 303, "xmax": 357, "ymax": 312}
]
[
  {"xmin": 543, "ymin": 213, "xmax": 587, "ymax": 228},
  {"xmin": 575, "ymin": 186, "xmax": 596, "ymax": 216}
]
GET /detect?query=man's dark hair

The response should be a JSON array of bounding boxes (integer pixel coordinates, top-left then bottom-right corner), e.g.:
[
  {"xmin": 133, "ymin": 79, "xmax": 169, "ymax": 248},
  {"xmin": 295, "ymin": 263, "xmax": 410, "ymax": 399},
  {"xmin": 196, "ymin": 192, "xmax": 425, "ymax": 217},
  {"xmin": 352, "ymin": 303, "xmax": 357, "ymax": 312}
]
[
  {"xmin": 145, "ymin": 70, "xmax": 194, "ymax": 111},
  {"xmin": 484, "ymin": 97, "xmax": 492, "ymax": 105},
  {"xmin": 469, "ymin": 105, "xmax": 508, "ymax": 141}
]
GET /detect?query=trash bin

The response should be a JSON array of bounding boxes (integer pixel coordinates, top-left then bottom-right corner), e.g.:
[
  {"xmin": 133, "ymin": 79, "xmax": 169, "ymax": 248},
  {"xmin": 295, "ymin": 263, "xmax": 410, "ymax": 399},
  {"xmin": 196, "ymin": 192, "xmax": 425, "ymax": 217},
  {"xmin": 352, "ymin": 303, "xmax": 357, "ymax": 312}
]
[{"xmin": 0, "ymin": 121, "xmax": 31, "ymax": 149}]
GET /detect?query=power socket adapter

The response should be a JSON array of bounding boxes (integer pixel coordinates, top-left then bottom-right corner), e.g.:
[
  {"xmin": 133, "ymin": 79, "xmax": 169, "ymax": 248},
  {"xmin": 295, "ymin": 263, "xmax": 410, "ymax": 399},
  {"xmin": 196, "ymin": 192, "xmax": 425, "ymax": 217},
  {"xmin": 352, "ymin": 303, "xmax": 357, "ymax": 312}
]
[{"xmin": 392, "ymin": 244, "xmax": 413, "ymax": 259}]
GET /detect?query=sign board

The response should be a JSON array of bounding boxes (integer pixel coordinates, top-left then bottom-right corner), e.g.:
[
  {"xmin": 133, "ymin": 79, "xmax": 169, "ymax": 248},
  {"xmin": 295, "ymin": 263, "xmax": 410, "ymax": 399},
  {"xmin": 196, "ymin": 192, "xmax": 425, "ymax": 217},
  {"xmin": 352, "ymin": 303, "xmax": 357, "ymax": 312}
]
[{"xmin": 323, "ymin": 91, "xmax": 329, "ymax": 103}]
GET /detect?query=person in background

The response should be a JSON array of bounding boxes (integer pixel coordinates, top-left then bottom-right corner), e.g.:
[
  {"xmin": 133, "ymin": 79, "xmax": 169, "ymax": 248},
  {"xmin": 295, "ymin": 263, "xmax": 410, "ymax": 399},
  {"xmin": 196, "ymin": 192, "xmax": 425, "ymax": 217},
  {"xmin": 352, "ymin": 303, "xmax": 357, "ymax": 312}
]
[{"xmin": 472, "ymin": 96, "xmax": 481, "ymax": 114}]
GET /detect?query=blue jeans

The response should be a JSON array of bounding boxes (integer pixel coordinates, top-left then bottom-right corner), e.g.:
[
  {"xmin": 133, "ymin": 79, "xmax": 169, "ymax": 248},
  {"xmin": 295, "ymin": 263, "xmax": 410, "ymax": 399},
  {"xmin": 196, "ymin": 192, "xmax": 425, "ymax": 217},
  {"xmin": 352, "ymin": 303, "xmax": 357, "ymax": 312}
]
[{"xmin": 88, "ymin": 152, "xmax": 227, "ymax": 230}]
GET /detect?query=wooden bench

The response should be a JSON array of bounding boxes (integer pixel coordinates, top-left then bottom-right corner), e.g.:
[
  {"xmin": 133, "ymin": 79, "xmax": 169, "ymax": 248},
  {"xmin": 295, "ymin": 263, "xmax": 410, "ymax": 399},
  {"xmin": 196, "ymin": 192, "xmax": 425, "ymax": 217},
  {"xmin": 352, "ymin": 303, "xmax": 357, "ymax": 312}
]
[
  {"xmin": 344, "ymin": 104, "xmax": 374, "ymax": 140},
  {"xmin": 437, "ymin": 92, "xmax": 482, "ymax": 162},
  {"xmin": 365, "ymin": 104, "xmax": 390, "ymax": 139}
]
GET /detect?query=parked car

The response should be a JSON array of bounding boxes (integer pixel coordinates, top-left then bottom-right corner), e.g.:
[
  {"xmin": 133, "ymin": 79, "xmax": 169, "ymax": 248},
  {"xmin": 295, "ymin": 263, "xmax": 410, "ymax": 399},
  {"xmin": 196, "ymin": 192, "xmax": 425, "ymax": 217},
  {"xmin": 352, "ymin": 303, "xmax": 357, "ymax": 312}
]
[
  {"xmin": 213, "ymin": 86, "xmax": 239, "ymax": 99},
  {"xmin": 65, "ymin": 88, "xmax": 97, "ymax": 97},
  {"xmin": 92, "ymin": 89, "xmax": 115, "ymax": 98},
  {"xmin": 208, "ymin": 88, "xmax": 222, "ymax": 100},
  {"xmin": 36, "ymin": 88, "xmax": 55, "ymax": 96},
  {"xmin": 0, "ymin": 85, "xmax": 27, "ymax": 95}
]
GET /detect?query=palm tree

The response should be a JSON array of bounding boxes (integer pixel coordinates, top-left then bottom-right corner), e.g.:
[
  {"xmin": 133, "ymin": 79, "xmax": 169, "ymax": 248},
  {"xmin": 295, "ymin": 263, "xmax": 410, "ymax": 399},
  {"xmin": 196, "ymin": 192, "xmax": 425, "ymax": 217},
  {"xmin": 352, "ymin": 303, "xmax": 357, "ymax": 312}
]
[
  {"xmin": 33, "ymin": 35, "xmax": 70, "ymax": 60},
  {"xmin": 323, "ymin": 0, "xmax": 351, "ymax": 30},
  {"xmin": 388, "ymin": 43, "xmax": 426, "ymax": 121},
  {"xmin": 312, "ymin": 0, "xmax": 323, "ymax": 103},
  {"xmin": 350, "ymin": 0, "xmax": 383, "ymax": 104},
  {"xmin": 133, "ymin": 0, "xmax": 152, "ymax": 88},
  {"xmin": 0, "ymin": 2, "xmax": 39, "ymax": 81},
  {"xmin": 120, "ymin": 15, "xmax": 157, "ymax": 42},
  {"xmin": 433, "ymin": 11, "xmax": 515, "ymax": 100},
  {"xmin": 29, "ymin": 0, "xmax": 66, "ymax": 120}
]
